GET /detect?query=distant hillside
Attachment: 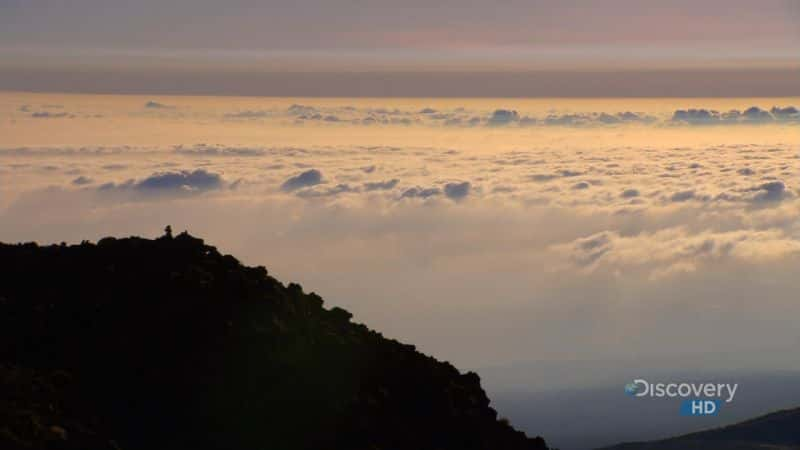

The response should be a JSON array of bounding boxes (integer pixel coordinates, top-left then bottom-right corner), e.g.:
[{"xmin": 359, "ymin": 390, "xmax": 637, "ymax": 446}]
[
  {"xmin": 483, "ymin": 369, "xmax": 800, "ymax": 450},
  {"xmin": 0, "ymin": 231, "xmax": 548, "ymax": 450},
  {"xmin": 600, "ymin": 407, "xmax": 800, "ymax": 450}
]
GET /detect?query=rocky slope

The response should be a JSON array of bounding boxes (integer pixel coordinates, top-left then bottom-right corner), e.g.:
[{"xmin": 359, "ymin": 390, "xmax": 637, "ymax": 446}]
[{"xmin": 0, "ymin": 231, "xmax": 548, "ymax": 450}]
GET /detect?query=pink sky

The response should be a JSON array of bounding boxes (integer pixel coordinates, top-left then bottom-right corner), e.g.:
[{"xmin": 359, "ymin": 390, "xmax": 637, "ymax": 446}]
[{"xmin": 1, "ymin": 0, "xmax": 798, "ymax": 95}]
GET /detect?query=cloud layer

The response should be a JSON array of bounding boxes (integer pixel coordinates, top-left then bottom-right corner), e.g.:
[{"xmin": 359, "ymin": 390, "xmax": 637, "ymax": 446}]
[
  {"xmin": 220, "ymin": 103, "xmax": 799, "ymax": 128},
  {"xmin": 1, "ymin": 95, "xmax": 799, "ymax": 370}
]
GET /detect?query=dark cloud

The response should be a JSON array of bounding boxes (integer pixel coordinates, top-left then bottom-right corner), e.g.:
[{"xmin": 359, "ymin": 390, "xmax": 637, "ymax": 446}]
[
  {"xmin": 530, "ymin": 174, "xmax": 558, "ymax": 182},
  {"xmin": 570, "ymin": 232, "xmax": 613, "ymax": 267},
  {"xmin": 541, "ymin": 111, "xmax": 655, "ymax": 126},
  {"xmin": 572, "ymin": 181, "xmax": 590, "ymax": 190},
  {"xmin": 477, "ymin": 110, "xmax": 657, "ymax": 128},
  {"xmin": 444, "ymin": 182, "xmax": 471, "ymax": 200},
  {"xmin": 544, "ymin": 114, "xmax": 586, "ymax": 126},
  {"xmin": 288, "ymin": 104, "xmax": 317, "ymax": 116},
  {"xmin": 281, "ymin": 169, "xmax": 323, "ymax": 191},
  {"xmin": 364, "ymin": 179, "xmax": 399, "ymax": 191},
  {"xmin": 135, "ymin": 169, "xmax": 222, "ymax": 193},
  {"xmin": 670, "ymin": 106, "xmax": 799, "ymax": 125},
  {"xmin": 144, "ymin": 101, "xmax": 171, "ymax": 109},
  {"xmin": 671, "ymin": 109, "xmax": 720, "ymax": 125},
  {"xmin": 102, "ymin": 164, "xmax": 128, "ymax": 171},
  {"xmin": 293, "ymin": 112, "xmax": 346, "ymax": 123},
  {"xmin": 670, "ymin": 190, "xmax": 696, "ymax": 202},
  {"xmin": 98, "ymin": 180, "xmax": 134, "ymax": 191},
  {"xmin": 31, "ymin": 111, "xmax": 70, "ymax": 119},
  {"xmin": 737, "ymin": 167, "xmax": 755, "ymax": 176},
  {"xmin": 596, "ymin": 113, "xmax": 622, "ymax": 124},
  {"xmin": 97, "ymin": 169, "xmax": 223, "ymax": 196},
  {"xmin": 220, "ymin": 102, "xmax": 799, "ymax": 129},
  {"xmin": 487, "ymin": 109, "xmax": 520, "ymax": 126},
  {"xmin": 72, "ymin": 176, "xmax": 93, "ymax": 186},
  {"xmin": 618, "ymin": 111, "xmax": 650, "ymax": 122},
  {"xmin": 529, "ymin": 169, "xmax": 583, "ymax": 183},
  {"xmin": 620, "ymin": 189, "xmax": 640, "ymax": 198},
  {"xmin": 770, "ymin": 106, "xmax": 800, "ymax": 120},
  {"xmin": 492, "ymin": 186, "xmax": 516, "ymax": 193},
  {"xmin": 401, "ymin": 186, "xmax": 441, "ymax": 199},
  {"xmin": 224, "ymin": 110, "xmax": 271, "ymax": 119},
  {"xmin": 741, "ymin": 106, "xmax": 773, "ymax": 123},
  {"xmin": 747, "ymin": 181, "xmax": 790, "ymax": 203}
]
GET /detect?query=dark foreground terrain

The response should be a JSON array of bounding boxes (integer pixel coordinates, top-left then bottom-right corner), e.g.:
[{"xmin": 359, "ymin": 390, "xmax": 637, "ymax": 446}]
[
  {"xmin": 600, "ymin": 407, "xmax": 800, "ymax": 450},
  {"xmin": 0, "ymin": 231, "xmax": 548, "ymax": 450}
]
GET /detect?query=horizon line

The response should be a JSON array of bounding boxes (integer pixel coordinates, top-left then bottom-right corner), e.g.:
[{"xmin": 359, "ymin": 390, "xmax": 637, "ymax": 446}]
[{"xmin": 2, "ymin": 67, "xmax": 799, "ymax": 99}]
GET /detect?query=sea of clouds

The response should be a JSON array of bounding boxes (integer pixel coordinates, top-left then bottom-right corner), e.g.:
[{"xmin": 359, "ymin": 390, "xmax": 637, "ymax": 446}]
[
  {"xmin": 15, "ymin": 100, "xmax": 800, "ymax": 127},
  {"xmin": 1, "ymin": 98, "xmax": 799, "ymax": 371},
  {"xmin": 220, "ymin": 103, "xmax": 800, "ymax": 127}
]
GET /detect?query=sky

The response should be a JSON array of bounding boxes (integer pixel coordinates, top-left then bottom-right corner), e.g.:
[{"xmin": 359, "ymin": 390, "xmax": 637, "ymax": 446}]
[{"xmin": 1, "ymin": 0, "xmax": 799, "ymax": 96}]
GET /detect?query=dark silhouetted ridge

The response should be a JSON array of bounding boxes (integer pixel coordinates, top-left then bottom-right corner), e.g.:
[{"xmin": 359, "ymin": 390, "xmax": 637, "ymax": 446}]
[
  {"xmin": 599, "ymin": 407, "xmax": 800, "ymax": 450},
  {"xmin": 0, "ymin": 232, "xmax": 548, "ymax": 450}
]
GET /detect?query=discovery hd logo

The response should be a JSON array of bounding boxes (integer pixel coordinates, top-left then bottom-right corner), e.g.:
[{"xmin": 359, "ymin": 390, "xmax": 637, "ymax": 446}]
[{"xmin": 625, "ymin": 379, "xmax": 738, "ymax": 416}]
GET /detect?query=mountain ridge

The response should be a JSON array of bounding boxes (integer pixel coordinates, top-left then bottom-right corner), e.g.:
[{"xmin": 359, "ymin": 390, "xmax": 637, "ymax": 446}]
[
  {"xmin": 598, "ymin": 407, "xmax": 800, "ymax": 450},
  {"xmin": 0, "ymin": 231, "xmax": 548, "ymax": 450}
]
